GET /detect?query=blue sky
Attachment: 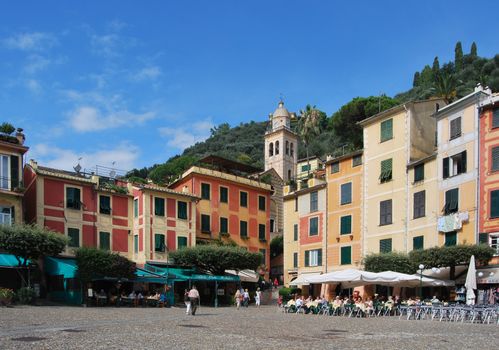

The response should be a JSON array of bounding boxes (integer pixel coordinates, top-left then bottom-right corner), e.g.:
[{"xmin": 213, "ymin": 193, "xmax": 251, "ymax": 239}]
[{"xmin": 2, "ymin": 1, "xmax": 498, "ymax": 172}]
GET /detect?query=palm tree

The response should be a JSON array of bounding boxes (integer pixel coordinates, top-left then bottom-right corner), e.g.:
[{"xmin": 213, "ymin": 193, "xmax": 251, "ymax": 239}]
[
  {"xmin": 432, "ymin": 73, "xmax": 459, "ymax": 104},
  {"xmin": 298, "ymin": 105, "xmax": 323, "ymax": 177}
]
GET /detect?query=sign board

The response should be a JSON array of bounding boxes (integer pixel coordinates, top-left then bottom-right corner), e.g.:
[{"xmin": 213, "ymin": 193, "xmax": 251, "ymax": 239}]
[{"xmin": 217, "ymin": 289, "xmax": 225, "ymax": 296}]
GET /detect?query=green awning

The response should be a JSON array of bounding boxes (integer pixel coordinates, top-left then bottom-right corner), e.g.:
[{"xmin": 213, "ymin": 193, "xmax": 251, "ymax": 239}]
[
  {"xmin": 134, "ymin": 268, "xmax": 170, "ymax": 284},
  {"xmin": 189, "ymin": 273, "xmax": 239, "ymax": 282},
  {"xmin": 0, "ymin": 254, "xmax": 29, "ymax": 267},
  {"xmin": 44, "ymin": 257, "xmax": 77, "ymax": 278},
  {"xmin": 144, "ymin": 264, "xmax": 240, "ymax": 282}
]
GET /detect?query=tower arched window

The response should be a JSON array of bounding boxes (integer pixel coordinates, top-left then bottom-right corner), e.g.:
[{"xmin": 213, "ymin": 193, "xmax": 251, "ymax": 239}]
[
  {"xmin": 288, "ymin": 169, "xmax": 291, "ymax": 181},
  {"xmin": 286, "ymin": 141, "xmax": 289, "ymax": 155},
  {"xmin": 275, "ymin": 141, "xmax": 280, "ymax": 155},
  {"xmin": 269, "ymin": 142, "xmax": 274, "ymax": 157},
  {"xmin": 290, "ymin": 143, "xmax": 294, "ymax": 157}
]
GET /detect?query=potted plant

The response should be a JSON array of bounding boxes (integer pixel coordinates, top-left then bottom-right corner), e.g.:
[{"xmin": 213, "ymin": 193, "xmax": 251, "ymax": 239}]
[{"xmin": 0, "ymin": 288, "xmax": 15, "ymax": 306}]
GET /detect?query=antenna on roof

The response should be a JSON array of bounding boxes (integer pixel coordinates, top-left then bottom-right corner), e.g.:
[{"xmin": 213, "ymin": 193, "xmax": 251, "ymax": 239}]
[
  {"xmin": 74, "ymin": 157, "xmax": 82, "ymax": 174},
  {"xmin": 279, "ymin": 93, "xmax": 284, "ymax": 103},
  {"xmin": 109, "ymin": 161, "xmax": 116, "ymax": 179}
]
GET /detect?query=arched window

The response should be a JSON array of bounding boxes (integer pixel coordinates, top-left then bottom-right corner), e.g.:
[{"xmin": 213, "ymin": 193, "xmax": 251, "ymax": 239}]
[
  {"xmin": 288, "ymin": 169, "xmax": 291, "ymax": 181},
  {"xmin": 269, "ymin": 142, "xmax": 274, "ymax": 157},
  {"xmin": 290, "ymin": 143, "xmax": 294, "ymax": 157},
  {"xmin": 275, "ymin": 141, "xmax": 280, "ymax": 155},
  {"xmin": 286, "ymin": 141, "xmax": 289, "ymax": 155}
]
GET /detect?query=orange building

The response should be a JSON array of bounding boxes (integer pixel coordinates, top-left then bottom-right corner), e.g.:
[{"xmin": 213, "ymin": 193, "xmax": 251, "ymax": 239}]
[
  {"xmin": 479, "ymin": 94, "xmax": 499, "ymax": 264},
  {"xmin": 131, "ymin": 183, "xmax": 198, "ymax": 264},
  {"xmin": 171, "ymin": 156, "xmax": 272, "ymax": 271},
  {"xmin": 326, "ymin": 150, "xmax": 363, "ymax": 270}
]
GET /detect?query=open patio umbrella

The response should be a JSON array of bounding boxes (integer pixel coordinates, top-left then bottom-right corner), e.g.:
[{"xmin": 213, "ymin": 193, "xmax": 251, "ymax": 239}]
[{"xmin": 465, "ymin": 255, "xmax": 477, "ymax": 305}]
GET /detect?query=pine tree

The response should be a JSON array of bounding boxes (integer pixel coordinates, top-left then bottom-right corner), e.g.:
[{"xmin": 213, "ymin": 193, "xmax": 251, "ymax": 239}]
[
  {"xmin": 455, "ymin": 41, "xmax": 463, "ymax": 71},
  {"xmin": 432, "ymin": 56, "xmax": 440, "ymax": 80},
  {"xmin": 470, "ymin": 41, "xmax": 477, "ymax": 58},
  {"xmin": 413, "ymin": 72, "xmax": 420, "ymax": 87}
]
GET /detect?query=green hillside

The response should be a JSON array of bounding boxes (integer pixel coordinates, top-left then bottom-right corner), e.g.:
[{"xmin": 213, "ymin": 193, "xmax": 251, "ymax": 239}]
[{"xmin": 127, "ymin": 42, "xmax": 499, "ymax": 184}]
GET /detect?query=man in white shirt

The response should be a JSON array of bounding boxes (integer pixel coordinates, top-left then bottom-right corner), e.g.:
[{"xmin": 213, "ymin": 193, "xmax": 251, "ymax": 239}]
[{"xmin": 188, "ymin": 286, "xmax": 200, "ymax": 315}]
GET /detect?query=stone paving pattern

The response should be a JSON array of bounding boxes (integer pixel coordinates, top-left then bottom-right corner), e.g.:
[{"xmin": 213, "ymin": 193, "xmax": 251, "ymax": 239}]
[{"xmin": 0, "ymin": 305, "xmax": 498, "ymax": 349}]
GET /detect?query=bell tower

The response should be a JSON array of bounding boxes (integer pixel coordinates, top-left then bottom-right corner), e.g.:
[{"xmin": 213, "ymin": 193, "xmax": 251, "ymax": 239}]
[{"xmin": 264, "ymin": 101, "xmax": 298, "ymax": 181}]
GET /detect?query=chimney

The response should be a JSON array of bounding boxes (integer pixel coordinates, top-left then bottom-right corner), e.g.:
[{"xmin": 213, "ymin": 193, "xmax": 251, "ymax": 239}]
[
  {"xmin": 15, "ymin": 128, "xmax": 25, "ymax": 145},
  {"xmin": 182, "ymin": 185, "xmax": 189, "ymax": 193},
  {"xmin": 29, "ymin": 159, "xmax": 38, "ymax": 169}
]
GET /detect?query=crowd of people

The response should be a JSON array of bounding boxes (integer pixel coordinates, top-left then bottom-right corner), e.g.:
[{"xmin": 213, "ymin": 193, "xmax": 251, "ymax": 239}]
[{"xmin": 233, "ymin": 288, "xmax": 262, "ymax": 309}]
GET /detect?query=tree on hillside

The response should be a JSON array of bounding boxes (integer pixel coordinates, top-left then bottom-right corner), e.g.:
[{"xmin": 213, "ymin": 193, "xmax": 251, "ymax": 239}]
[
  {"xmin": 413, "ymin": 72, "xmax": 420, "ymax": 87},
  {"xmin": 147, "ymin": 155, "xmax": 198, "ymax": 185},
  {"xmin": 329, "ymin": 95, "xmax": 399, "ymax": 149},
  {"xmin": 298, "ymin": 105, "xmax": 325, "ymax": 174},
  {"xmin": 168, "ymin": 245, "xmax": 262, "ymax": 275},
  {"xmin": 432, "ymin": 56, "xmax": 440, "ymax": 80},
  {"xmin": 455, "ymin": 41, "xmax": 464, "ymax": 71},
  {"xmin": 470, "ymin": 42, "xmax": 477, "ymax": 58}
]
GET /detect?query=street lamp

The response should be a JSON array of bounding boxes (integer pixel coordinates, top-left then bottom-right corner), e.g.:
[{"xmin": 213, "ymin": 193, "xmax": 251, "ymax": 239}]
[{"xmin": 418, "ymin": 264, "xmax": 440, "ymax": 300}]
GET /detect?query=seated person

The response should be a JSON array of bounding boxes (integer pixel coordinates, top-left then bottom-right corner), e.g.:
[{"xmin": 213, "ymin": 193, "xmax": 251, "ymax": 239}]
[
  {"xmin": 332, "ymin": 296, "xmax": 343, "ymax": 309},
  {"xmin": 431, "ymin": 295, "xmax": 440, "ymax": 303},
  {"xmin": 98, "ymin": 289, "xmax": 107, "ymax": 297},
  {"xmin": 128, "ymin": 291, "xmax": 137, "ymax": 299},
  {"xmin": 365, "ymin": 298, "xmax": 374, "ymax": 312},
  {"xmin": 137, "ymin": 291, "xmax": 144, "ymax": 299}
]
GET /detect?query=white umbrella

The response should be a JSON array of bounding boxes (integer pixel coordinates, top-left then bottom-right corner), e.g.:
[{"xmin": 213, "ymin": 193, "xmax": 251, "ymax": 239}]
[{"xmin": 465, "ymin": 255, "xmax": 477, "ymax": 305}]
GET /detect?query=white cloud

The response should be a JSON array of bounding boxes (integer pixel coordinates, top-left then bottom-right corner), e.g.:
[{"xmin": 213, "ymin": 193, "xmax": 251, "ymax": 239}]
[
  {"xmin": 69, "ymin": 105, "xmax": 155, "ymax": 132},
  {"xmin": 3, "ymin": 32, "xmax": 57, "ymax": 51},
  {"xmin": 28, "ymin": 142, "xmax": 140, "ymax": 171},
  {"xmin": 26, "ymin": 79, "xmax": 42, "ymax": 95},
  {"xmin": 131, "ymin": 66, "xmax": 161, "ymax": 81},
  {"xmin": 91, "ymin": 33, "xmax": 120, "ymax": 57},
  {"xmin": 24, "ymin": 54, "xmax": 51, "ymax": 73},
  {"xmin": 159, "ymin": 119, "xmax": 213, "ymax": 149}
]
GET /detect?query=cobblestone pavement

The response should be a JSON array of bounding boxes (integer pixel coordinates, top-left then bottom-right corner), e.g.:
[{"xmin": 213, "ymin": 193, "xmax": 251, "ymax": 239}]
[{"xmin": 1, "ymin": 305, "xmax": 498, "ymax": 349}]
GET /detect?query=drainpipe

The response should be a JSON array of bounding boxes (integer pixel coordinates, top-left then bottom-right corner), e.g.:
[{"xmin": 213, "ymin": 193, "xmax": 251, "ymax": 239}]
[
  {"xmin": 403, "ymin": 104, "xmax": 410, "ymax": 253},
  {"xmin": 475, "ymin": 95, "xmax": 481, "ymax": 244}
]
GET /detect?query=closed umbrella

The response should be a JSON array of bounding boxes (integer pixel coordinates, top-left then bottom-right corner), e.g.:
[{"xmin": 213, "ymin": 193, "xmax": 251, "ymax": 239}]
[{"xmin": 465, "ymin": 255, "xmax": 477, "ymax": 305}]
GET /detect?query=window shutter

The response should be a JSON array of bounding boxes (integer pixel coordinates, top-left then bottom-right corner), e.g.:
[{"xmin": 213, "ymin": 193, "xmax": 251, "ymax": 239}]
[
  {"xmin": 456, "ymin": 118, "xmax": 461, "ymax": 137},
  {"xmin": 478, "ymin": 233, "xmax": 488, "ymax": 244},
  {"xmin": 491, "ymin": 190, "xmax": 499, "ymax": 218},
  {"xmin": 492, "ymin": 147, "xmax": 499, "ymax": 171},
  {"xmin": 293, "ymin": 224, "xmax": 298, "ymax": 241},
  {"xmin": 461, "ymin": 150, "xmax": 467, "ymax": 173},
  {"xmin": 304, "ymin": 251, "xmax": 309, "ymax": 267},
  {"xmin": 293, "ymin": 253, "xmax": 298, "ymax": 268},
  {"xmin": 443, "ymin": 157, "xmax": 449, "ymax": 179},
  {"xmin": 10, "ymin": 155, "xmax": 19, "ymax": 190},
  {"xmin": 317, "ymin": 249, "xmax": 322, "ymax": 266},
  {"xmin": 493, "ymin": 109, "xmax": 499, "ymax": 128}
]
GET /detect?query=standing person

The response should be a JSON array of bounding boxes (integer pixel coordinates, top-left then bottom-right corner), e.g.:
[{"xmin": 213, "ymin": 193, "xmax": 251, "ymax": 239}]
[
  {"xmin": 184, "ymin": 289, "xmax": 191, "ymax": 315},
  {"xmin": 243, "ymin": 289, "xmax": 250, "ymax": 307},
  {"xmin": 234, "ymin": 289, "xmax": 242, "ymax": 310},
  {"xmin": 255, "ymin": 288, "xmax": 262, "ymax": 307},
  {"xmin": 188, "ymin": 285, "xmax": 200, "ymax": 316}
]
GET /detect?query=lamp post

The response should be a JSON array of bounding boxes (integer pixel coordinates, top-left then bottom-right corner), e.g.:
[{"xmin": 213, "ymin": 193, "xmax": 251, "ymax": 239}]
[{"xmin": 418, "ymin": 265, "xmax": 440, "ymax": 300}]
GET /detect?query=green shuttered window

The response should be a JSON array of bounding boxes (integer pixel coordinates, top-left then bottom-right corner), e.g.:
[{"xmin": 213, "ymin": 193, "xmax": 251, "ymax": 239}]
[
  {"xmin": 154, "ymin": 197, "xmax": 165, "ymax": 216},
  {"xmin": 491, "ymin": 190, "xmax": 499, "ymax": 218},
  {"xmin": 310, "ymin": 191, "xmax": 318, "ymax": 212},
  {"xmin": 380, "ymin": 199, "xmax": 392, "ymax": 225},
  {"xmin": 331, "ymin": 161, "xmax": 339, "ymax": 174},
  {"xmin": 341, "ymin": 246, "xmax": 352, "ymax": 265},
  {"xmin": 309, "ymin": 217, "xmax": 318, "ymax": 236},
  {"xmin": 66, "ymin": 187, "xmax": 81, "ymax": 210},
  {"xmin": 293, "ymin": 224, "xmax": 298, "ymax": 241},
  {"xmin": 220, "ymin": 217, "xmax": 228, "ymax": 233},
  {"xmin": 201, "ymin": 214, "xmax": 211, "ymax": 233},
  {"xmin": 154, "ymin": 234, "xmax": 165, "ymax": 252},
  {"xmin": 258, "ymin": 195, "xmax": 266, "ymax": 211},
  {"xmin": 492, "ymin": 147, "xmax": 499, "ymax": 171},
  {"xmin": 414, "ymin": 163, "xmax": 424, "ymax": 182},
  {"xmin": 380, "ymin": 238, "xmax": 392, "ymax": 253},
  {"xmin": 99, "ymin": 231, "xmax": 110, "ymax": 250},
  {"xmin": 444, "ymin": 188, "xmax": 459, "ymax": 214},
  {"xmin": 240, "ymin": 220, "xmax": 248, "ymax": 238},
  {"xmin": 341, "ymin": 183, "xmax": 352, "ymax": 205},
  {"xmin": 445, "ymin": 231, "xmax": 457, "ymax": 246},
  {"xmin": 177, "ymin": 236, "xmax": 188, "ymax": 249},
  {"xmin": 413, "ymin": 190, "xmax": 426, "ymax": 219},
  {"xmin": 240, "ymin": 191, "xmax": 248, "ymax": 207},
  {"xmin": 178, "ymin": 201, "xmax": 188, "ymax": 219},
  {"xmin": 450, "ymin": 117, "xmax": 462, "ymax": 139},
  {"xmin": 99, "ymin": 195, "xmax": 111, "ymax": 215},
  {"xmin": 259, "ymin": 224, "xmax": 266, "ymax": 241},
  {"xmin": 68, "ymin": 228, "xmax": 79, "ymax": 248},
  {"xmin": 413, "ymin": 236, "xmax": 424, "ymax": 250},
  {"xmin": 305, "ymin": 249, "xmax": 322, "ymax": 267},
  {"xmin": 379, "ymin": 158, "xmax": 392, "ymax": 183},
  {"xmin": 340, "ymin": 215, "xmax": 352, "ymax": 235},
  {"xmin": 493, "ymin": 109, "xmax": 499, "ymax": 128},
  {"xmin": 352, "ymin": 154, "xmax": 362, "ymax": 167},
  {"xmin": 201, "ymin": 183, "xmax": 210, "ymax": 199},
  {"xmin": 293, "ymin": 252, "xmax": 298, "ymax": 268},
  {"xmin": 220, "ymin": 186, "xmax": 228, "ymax": 203},
  {"xmin": 380, "ymin": 118, "xmax": 393, "ymax": 142}
]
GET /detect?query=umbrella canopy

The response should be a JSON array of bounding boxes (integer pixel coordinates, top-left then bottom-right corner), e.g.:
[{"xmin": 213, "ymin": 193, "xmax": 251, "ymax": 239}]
[
  {"xmin": 307, "ymin": 269, "xmax": 380, "ymax": 287},
  {"xmin": 465, "ymin": 255, "xmax": 477, "ymax": 305},
  {"xmin": 289, "ymin": 272, "xmax": 321, "ymax": 286}
]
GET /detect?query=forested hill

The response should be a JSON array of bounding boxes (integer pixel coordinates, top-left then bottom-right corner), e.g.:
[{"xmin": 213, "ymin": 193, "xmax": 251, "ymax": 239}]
[{"xmin": 127, "ymin": 42, "xmax": 499, "ymax": 185}]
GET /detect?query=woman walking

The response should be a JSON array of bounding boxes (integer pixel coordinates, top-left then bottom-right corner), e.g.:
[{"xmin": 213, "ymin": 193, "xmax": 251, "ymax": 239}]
[
  {"xmin": 255, "ymin": 288, "xmax": 262, "ymax": 307},
  {"xmin": 235, "ymin": 289, "xmax": 242, "ymax": 309},
  {"xmin": 184, "ymin": 289, "xmax": 191, "ymax": 315}
]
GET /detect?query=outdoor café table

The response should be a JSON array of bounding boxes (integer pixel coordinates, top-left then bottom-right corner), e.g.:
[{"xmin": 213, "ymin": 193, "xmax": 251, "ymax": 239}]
[
  {"xmin": 146, "ymin": 298, "xmax": 159, "ymax": 307},
  {"xmin": 95, "ymin": 295, "xmax": 107, "ymax": 306},
  {"xmin": 120, "ymin": 296, "xmax": 137, "ymax": 307}
]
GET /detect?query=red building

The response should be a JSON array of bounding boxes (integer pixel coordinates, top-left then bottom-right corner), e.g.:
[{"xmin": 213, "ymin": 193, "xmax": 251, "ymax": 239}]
[
  {"xmin": 170, "ymin": 156, "xmax": 273, "ymax": 272},
  {"xmin": 23, "ymin": 160, "xmax": 133, "ymax": 256},
  {"xmin": 479, "ymin": 94, "xmax": 499, "ymax": 264}
]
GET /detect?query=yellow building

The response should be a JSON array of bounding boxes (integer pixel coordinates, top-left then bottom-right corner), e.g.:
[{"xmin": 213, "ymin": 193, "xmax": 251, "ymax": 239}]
[
  {"xmin": 283, "ymin": 176, "xmax": 327, "ymax": 295},
  {"xmin": 435, "ymin": 85, "xmax": 491, "ymax": 246},
  {"xmin": 325, "ymin": 150, "xmax": 363, "ymax": 269},
  {"xmin": 359, "ymin": 99, "xmax": 445, "ymax": 255},
  {"xmin": 0, "ymin": 128, "xmax": 27, "ymax": 225}
]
